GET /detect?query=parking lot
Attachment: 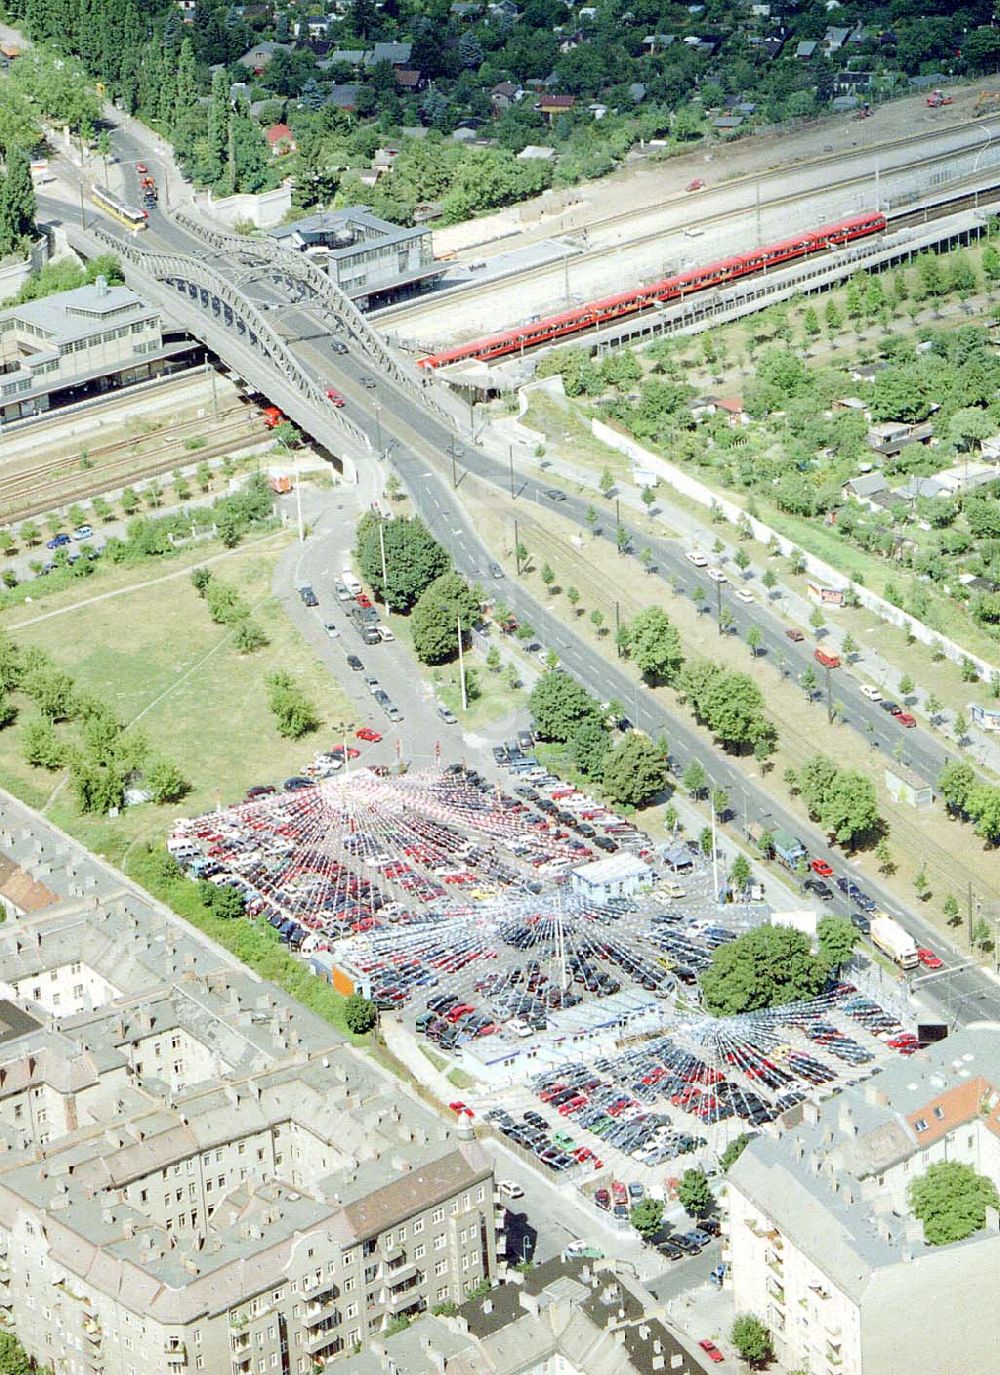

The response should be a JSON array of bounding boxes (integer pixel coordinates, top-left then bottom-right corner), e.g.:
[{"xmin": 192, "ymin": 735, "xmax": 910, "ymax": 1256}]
[{"xmin": 170, "ymin": 748, "xmax": 918, "ymax": 1210}]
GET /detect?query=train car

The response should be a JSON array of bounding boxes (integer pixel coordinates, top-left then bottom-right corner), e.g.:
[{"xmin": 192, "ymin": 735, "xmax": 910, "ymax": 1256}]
[
  {"xmin": 91, "ymin": 184, "xmax": 148, "ymax": 232},
  {"xmin": 419, "ymin": 210, "xmax": 886, "ymax": 369}
]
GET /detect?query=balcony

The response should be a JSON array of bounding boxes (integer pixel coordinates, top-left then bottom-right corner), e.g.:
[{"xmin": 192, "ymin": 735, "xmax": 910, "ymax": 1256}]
[
  {"xmin": 231, "ymin": 1333, "xmax": 251, "ymax": 1354},
  {"xmin": 83, "ymin": 1321, "xmax": 103, "ymax": 1346},
  {"xmin": 765, "ymin": 1252, "xmax": 783, "ymax": 1274},
  {"xmin": 766, "ymin": 1279, "xmax": 785, "ymax": 1306},
  {"xmin": 385, "ymin": 1263, "xmax": 419, "ymax": 1289},
  {"xmin": 303, "ymin": 1298, "xmax": 343, "ymax": 1329},
  {"xmin": 386, "ymin": 1285, "xmax": 423, "ymax": 1315},
  {"xmin": 305, "ymin": 1326, "xmax": 343, "ymax": 1358},
  {"xmin": 164, "ymin": 1341, "xmax": 187, "ymax": 1365}
]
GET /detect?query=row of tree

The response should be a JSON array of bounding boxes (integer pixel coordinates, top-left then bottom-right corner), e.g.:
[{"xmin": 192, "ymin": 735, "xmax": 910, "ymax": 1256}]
[
  {"xmin": 793, "ymin": 754, "xmax": 882, "ymax": 850},
  {"xmin": 528, "ymin": 670, "xmax": 668, "ymax": 809},
  {"xmin": 0, "ymin": 632, "xmax": 188, "ymax": 813},
  {"xmin": 937, "ymin": 759, "xmax": 1000, "ymax": 845},
  {"xmin": 191, "ymin": 567, "xmax": 269, "ymax": 655}
]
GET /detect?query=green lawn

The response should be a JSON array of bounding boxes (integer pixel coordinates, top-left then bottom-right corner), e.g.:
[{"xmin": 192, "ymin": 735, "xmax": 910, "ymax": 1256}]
[{"xmin": 0, "ymin": 539, "xmax": 354, "ymax": 867}]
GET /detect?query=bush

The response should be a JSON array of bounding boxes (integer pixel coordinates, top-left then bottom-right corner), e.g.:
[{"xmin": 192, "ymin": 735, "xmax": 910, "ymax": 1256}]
[
  {"xmin": 265, "ymin": 671, "xmax": 319, "ymax": 739},
  {"xmin": 344, "ymin": 993, "xmax": 378, "ymax": 1034}
]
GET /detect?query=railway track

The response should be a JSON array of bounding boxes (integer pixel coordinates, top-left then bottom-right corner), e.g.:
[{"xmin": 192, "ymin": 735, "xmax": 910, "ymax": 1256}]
[
  {"xmin": 377, "ymin": 122, "xmax": 1000, "ymax": 340},
  {"xmin": 0, "ymin": 410, "xmax": 271, "ymax": 526}
]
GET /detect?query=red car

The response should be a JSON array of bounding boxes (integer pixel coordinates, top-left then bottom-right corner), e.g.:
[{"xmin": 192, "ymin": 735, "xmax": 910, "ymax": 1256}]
[
  {"xmin": 445, "ymin": 1003, "xmax": 475, "ymax": 1023},
  {"xmin": 594, "ymin": 1188, "xmax": 611, "ymax": 1210},
  {"xmin": 785, "ymin": 627, "xmax": 805, "ymax": 642},
  {"xmin": 897, "ymin": 712, "xmax": 916, "ymax": 728},
  {"xmin": 356, "ymin": 593, "xmax": 373, "ymax": 608},
  {"xmin": 687, "ymin": 178, "xmax": 706, "ymax": 191},
  {"xmin": 325, "ymin": 386, "xmax": 346, "ymax": 407},
  {"xmin": 448, "ymin": 1101, "xmax": 474, "ymax": 1117},
  {"xmin": 917, "ymin": 947, "xmax": 943, "ymax": 970},
  {"xmin": 135, "ymin": 161, "xmax": 148, "ymax": 174},
  {"xmin": 329, "ymin": 745, "xmax": 360, "ymax": 759},
  {"xmin": 356, "ymin": 727, "xmax": 382, "ymax": 742},
  {"xmin": 811, "ymin": 858, "xmax": 834, "ymax": 877},
  {"xmin": 699, "ymin": 1339, "xmax": 724, "ymax": 1364}
]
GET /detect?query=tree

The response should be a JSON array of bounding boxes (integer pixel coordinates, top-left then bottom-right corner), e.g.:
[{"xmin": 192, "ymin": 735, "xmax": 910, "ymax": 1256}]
[
  {"xmin": 211, "ymin": 885, "xmax": 246, "ymax": 921},
  {"xmin": 914, "ymin": 867, "xmax": 931, "ymax": 900},
  {"xmin": 809, "ymin": 606, "xmax": 825, "ymax": 632},
  {"xmin": 0, "ymin": 145, "xmax": 36, "ymax": 256},
  {"xmin": 571, "ymin": 719, "xmax": 611, "ymax": 780},
  {"xmin": 817, "ymin": 914, "xmax": 859, "ymax": 971},
  {"xmin": 677, "ymin": 1167, "xmax": 713, "ymax": 1218},
  {"xmin": 683, "ymin": 759, "xmax": 707, "ymax": 797},
  {"xmin": 954, "ymin": 711, "xmax": 969, "ymax": 745},
  {"xmin": 602, "ymin": 734, "xmax": 667, "ymax": 808},
  {"xmin": 621, "ymin": 606, "xmax": 683, "ymax": 684},
  {"xmin": 0, "ymin": 1331, "xmax": 33, "ymax": 1375},
  {"xmin": 540, "ymin": 562, "xmax": 555, "ymax": 590},
  {"xmin": 802, "ymin": 664, "xmax": 817, "ymax": 698},
  {"xmin": 355, "ymin": 513, "xmax": 449, "ymax": 611},
  {"xmin": 938, "ymin": 760, "xmax": 976, "ymax": 814},
  {"xmin": 629, "ymin": 1198, "xmax": 664, "ymax": 1238},
  {"xmin": 234, "ymin": 618, "xmax": 268, "ymax": 653},
  {"xmin": 943, "ymin": 893, "xmax": 961, "ymax": 927},
  {"xmin": 265, "ymin": 672, "xmax": 319, "ymax": 739},
  {"xmin": 145, "ymin": 758, "xmax": 189, "ymax": 804},
  {"xmin": 411, "ymin": 572, "xmax": 480, "ymax": 664},
  {"xmin": 344, "ymin": 993, "xmax": 378, "ymax": 1035},
  {"xmin": 720, "ymin": 1134, "xmax": 753, "ymax": 1172},
  {"xmin": 529, "ymin": 670, "xmax": 600, "ymax": 743},
  {"xmin": 486, "ymin": 644, "xmax": 501, "ymax": 673},
  {"xmin": 909, "ymin": 1161, "xmax": 1000, "ymax": 1246},
  {"xmin": 702, "ymin": 671, "xmax": 774, "ymax": 754},
  {"xmin": 898, "ymin": 673, "xmax": 915, "ymax": 700},
  {"xmin": 589, "ymin": 608, "xmax": 604, "ymax": 633},
  {"xmin": 730, "ymin": 1314, "xmax": 774, "ymax": 1370},
  {"xmin": 746, "ymin": 625, "xmax": 762, "ymax": 658},
  {"xmin": 566, "ymin": 585, "xmax": 580, "ymax": 614},
  {"xmin": 21, "ymin": 715, "xmax": 63, "ymax": 769},
  {"xmin": 599, "ymin": 466, "xmax": 614, "ymax": 497},
  {"xmin": 874, "ymin": 837, "xmax": 896, "ymax": 875},
  {"xmin": 969, "ymin": 784, "xmax": 1000, "ymax": 844},
  {"xmin": 19, "ymin": 521, "xmax": 40, "ymax": 547},
  {"xmin": 711, "ymin": 787, "xmax": 729, "ymax": 818},
  {"xmin": 730, "ymin": 853, "xmax": 752, "ymax": 893},
  {"xmin": 700, "ymin": 924, "xmax": 829, "ymax": 1015}
]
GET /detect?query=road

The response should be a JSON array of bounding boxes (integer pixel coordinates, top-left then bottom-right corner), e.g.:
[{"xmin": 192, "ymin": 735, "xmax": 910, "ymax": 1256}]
[{"xmin": 32, "ymin": 114, "xmax": 1000, "ymax": 1029}]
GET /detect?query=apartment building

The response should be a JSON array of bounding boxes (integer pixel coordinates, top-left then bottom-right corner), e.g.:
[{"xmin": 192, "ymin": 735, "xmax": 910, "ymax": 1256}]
[
  {"xmin": 267, "ymin": 209, "xmax": 446, "ymax": 309},
  {"xmin": 0, "ymin": 792, "xmax": 496, "ymax": 1375},
  {"xmin": 0, "ymin": 276, "xmax": 196, "ymax": 419},
  {"xmin": 337, "ymin": 1253, "xmax": 705, "ymax": 1374},
  {"xmin": 727, "ymin": 1028, "xmax": 1000, "ymax": 1375}
]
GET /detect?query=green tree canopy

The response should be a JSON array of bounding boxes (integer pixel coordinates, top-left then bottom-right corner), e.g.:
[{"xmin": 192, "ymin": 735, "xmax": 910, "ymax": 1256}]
[
  {"xmin": 344, "ymin": 993, "xmax": 378, "ymax": 1035},
  {"xmin": 529, "ymin": 670, "xmax": 601, "ymax": 743},
  {"xmin": 720, "ymin": 1134, "xmax": 753, "ymax": 1172},
  {"xmin": 629, "ymin": 1198, "xmax": 664, "ymax": 1238},
  {"xmin": 602, "ymin": 733, "xmax": 667, "ymax": 808},
  {"xmin": 730, "ymin": 1315, "xmax": 773, "ymax": 1369},
  {"xmin": 355, "ymin": 513, "xmax": 450, "ymax": 611},
  {"xmin": 700, "ymin": 924, "xmax": 829, "ymax": 1015},
  {"xmin": 677, "ymin": 1167, "xmax": 713, "ymax": 1218},
  {"xmin": 817, "ymin": 914, "xmax": 859, "ymax": 970},
  {"xmin": 411, "ymin": 572, "xmax": 480, "ymax": 664},
  {"xmin": 621, "ymin": 606, "xmax": 684, "ymax": 683},
  {"xmin": 571, "ymin": 718, "xmax": 612, "ymax": 779},
  {"xmin": 909, "ymin": 1161, "xmax": 1000, "ymax": 1246}
]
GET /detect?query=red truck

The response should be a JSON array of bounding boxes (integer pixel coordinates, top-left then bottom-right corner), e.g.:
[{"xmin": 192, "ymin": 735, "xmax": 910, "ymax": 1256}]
[
  {"xmin": 262, "ymin": 406, "xmax": 285, "ymax": 429},
  {"xmin": 814, "ymin": 648, "xmax": 841, "ymax": 669}
]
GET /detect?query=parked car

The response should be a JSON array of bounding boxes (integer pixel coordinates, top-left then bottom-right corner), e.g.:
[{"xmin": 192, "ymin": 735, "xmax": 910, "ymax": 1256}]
[
  {"xmin": 698, "ymin": 1340, "xmax": 724, "ymax": 1364},
  {"xmin": 346, "ymin": 655, "xmax": 364, "ymax": 671},
  {"xmin": 356, "ymin": 727, "xmax": 382, "ymax": 742},
  {"xmin": 687, "ymin": 178, "xmax": 706, "ymax": 191},
  {"xmin": 859, "ymin": 684, "xmax": 882, "ymax": 701},
  {"xmin": 298, "ymin": 585, "xmax": 318, "ymax": 607},
  {"xmin": 814, "ymin": 648, "xmax": 841, "ymax": 669},
  {"xmin": 897, "ymin": 712, "xmax": 916, "ymax": 728},
  {"xmin": 46, "ymin": 532, "xmax": 71, "ymax": 549},
  {"xmin": 325, "ymin": 386, "xmax": 346, "ymax": 407},
  {"xmin": 917, "ymin": 946, "xmax": 943, "ymax": 970},
  {"xmin": 437, "ymin": 705, "xmax": 459, "ymax": 724},
  {"xmin": 72, "ymin": 524, "xmax": 93, "ymax": 540},
  {"xmin": 785, "ymin": 627, "xmax": 805, "ymax": 642}
]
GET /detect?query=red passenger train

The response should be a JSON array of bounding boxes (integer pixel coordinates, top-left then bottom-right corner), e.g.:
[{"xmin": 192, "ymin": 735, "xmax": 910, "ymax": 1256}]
[{"xmin": 419, "ymin": 210, "xmax": 887, "ymax": 369}]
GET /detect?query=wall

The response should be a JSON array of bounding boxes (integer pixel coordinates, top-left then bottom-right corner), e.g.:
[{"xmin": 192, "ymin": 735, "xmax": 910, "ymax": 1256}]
[
  {"xmin": 591, "ymin": 418, "xmax": 998, "ymax": 681},
  {"xmin": 198, "ymin": 185, "xmax": 292, "ymax": 228}
]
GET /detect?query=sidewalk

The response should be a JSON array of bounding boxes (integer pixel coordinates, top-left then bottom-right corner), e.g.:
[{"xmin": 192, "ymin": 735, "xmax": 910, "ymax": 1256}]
[{"xmin": 483, "ymin": 411, "xmax": 1000, "ymax": 778}]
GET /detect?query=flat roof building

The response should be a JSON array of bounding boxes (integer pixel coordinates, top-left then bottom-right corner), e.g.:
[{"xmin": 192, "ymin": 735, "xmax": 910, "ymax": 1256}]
[
  {"xmin": 571, "ymin": 853, "xmax": 652, "ymax": 904},
  {"xmin": 0, "ymin": 276, "xmax": 196, "ymax": 419},
  {"xmin": 268, "ymin": 208, "xmax": 447, "ymax": 310}
]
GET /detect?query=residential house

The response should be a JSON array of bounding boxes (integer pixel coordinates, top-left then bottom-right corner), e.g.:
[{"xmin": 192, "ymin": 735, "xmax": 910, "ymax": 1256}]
[
  {"xmin": 628, "ymin": 81, "xmax": 646, "ymax": 102},
  {"xmin": 715, "ymin": 395, "xmax": 749, "ymax": 425},
  {"xmin": 236, "ymin": 40, "xmax": 291, "ymax": 72},
  {"xmin": 367, "ymin": 41, "xmax": 413, "ymax": 66},
  {"xmin": 491, "ymin": 80, "xmax": 520, "ymax": 112},
  {"xmin": 394, "ymin": 68, "xmax": 424, "ymax": 90},
  {"xmin": 328, "ymin": 83, "xmax": 362, "ymax": 111},
  {"xmin": 712, "ymin": 114, "xmax": 744, "ymax": 130},
  {"xmin": 796, "ymin": 39, "xmax": 818, "ymax": 58},
  {"xmin": 823, "ymin": 24, "xmax": 851, "ymax": 52},
  {"xmin": 642, "ymin": 32, "xmax": 675, "ymax": 51},
  {"xmin": 970, "ymin": 703, "xmax": 1000, "ymax": 732},
  {"xmin": 265, "ymin": 122, "xmax": 296, "ymax": 156},
  {"xmin": 867, "ymin": 421, "xmax": 934, "ymax": 458},
  {"xmin": 536, "ymin": 93, "xmax": 576, "ymax": 119},
  {"xmin": 319, "ymin": 48, "xmax": 366, "ymax": 68},
  {"xmin": 517, "ymin": 145, "xmax": 555, "ymax": 160},
  {"xmin": 841, "ymin": 471, "xmax": 889, "ymax": 502}
]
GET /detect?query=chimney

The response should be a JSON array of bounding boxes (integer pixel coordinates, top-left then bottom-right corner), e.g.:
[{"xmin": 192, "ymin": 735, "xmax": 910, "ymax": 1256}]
[
  {"xmin": 838, "ymin": 1100, "xmax": 857, "ymax": 1137},
  {"xmin": 95, "ymin": 275, "xmax": 109, "ymax": 297},
  {"xmin": 482, "ymin": 1299, "xmax": 493, "ymax": 1315},
  {"xmin": 802, "ymin": 1101, "xmax": 819, "ymax": 1126}
]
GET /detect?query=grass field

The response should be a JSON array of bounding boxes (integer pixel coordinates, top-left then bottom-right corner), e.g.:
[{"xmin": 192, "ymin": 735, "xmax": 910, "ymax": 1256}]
[{"xmin": 0, "ymin": 536, "xmax": 354, "ymax": 868}]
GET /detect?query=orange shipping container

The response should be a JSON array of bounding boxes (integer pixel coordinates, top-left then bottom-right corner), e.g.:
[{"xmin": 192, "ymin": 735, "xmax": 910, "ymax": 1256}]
[{"xmin": 331, "ymin": 965, "xmax": 356, "ymax": 997}]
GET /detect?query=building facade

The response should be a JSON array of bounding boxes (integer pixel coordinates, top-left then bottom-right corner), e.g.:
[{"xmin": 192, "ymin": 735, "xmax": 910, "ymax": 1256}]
[
  {"xmin": 267, "ymin": 209, "xmax": 446, "ymax": 309},
  {"xmin": 0, "ymin": 793, "xmax": 496, "ymax": 1375},
  {"xmin": 727, "ymin": 1029, "xmax": 1000, "ymax": 1375},
  {"xmin": 0, "ymin": 277, "xmax": 195, "ymax": 419}
]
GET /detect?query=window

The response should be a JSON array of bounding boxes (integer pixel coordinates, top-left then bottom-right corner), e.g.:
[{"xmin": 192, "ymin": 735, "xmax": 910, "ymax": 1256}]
[
  {"xmin": 435, "ymin": 1260, "xmax": 448, "ymax": 1276},
  {"xmin": 413, "ymin": 1219, "xmax": 424, "ymax": 1234},
  {"xmin": 915, "ymin": 1119, "xmax": 928, "ymax": 1133},
  {"xmin": 414, "ymin": 1244, "xmax": 425, "ymax": 1260},
  {"xmin": 433, "ymin": 1235, "xmax": 446, "ymax": 1251},
  {"xmin": 933, "ymin": 1106, "xmax": 944, "ymax": 1120},
  {"xmin": 476, "ymin": 1187, "xmax": 485, "ymax": 1203},
  {"xmin": 431, "ymin": 1209, "xmax": 443, "ymax": 1224}
]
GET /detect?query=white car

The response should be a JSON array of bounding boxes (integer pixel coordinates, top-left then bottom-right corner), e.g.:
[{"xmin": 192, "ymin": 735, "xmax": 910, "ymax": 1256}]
[
  {"xmin": 735, "ymin": 587, "xmax": 754, "ymax": 604},
  {"xmin": 497, "ymin": 1180, "xmax": 524, "ymax": 1200},
  {"xmin": 323, "ymin": 623, "xmax": 340, "ymax": 638},
  {"xmin": 707, "ymin": 568, "xmax": 728, "ymax": 583},
  {"xmin": 859, "ymin": 684, "xmax": 882, "ymax": 702},
  {"xmin": 377, "ymin": 624, "xmax": 395, "ymax": 642},
  {"xmin": 686, "ymin": 550, "xmax": 709, "ymax": 567}
]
